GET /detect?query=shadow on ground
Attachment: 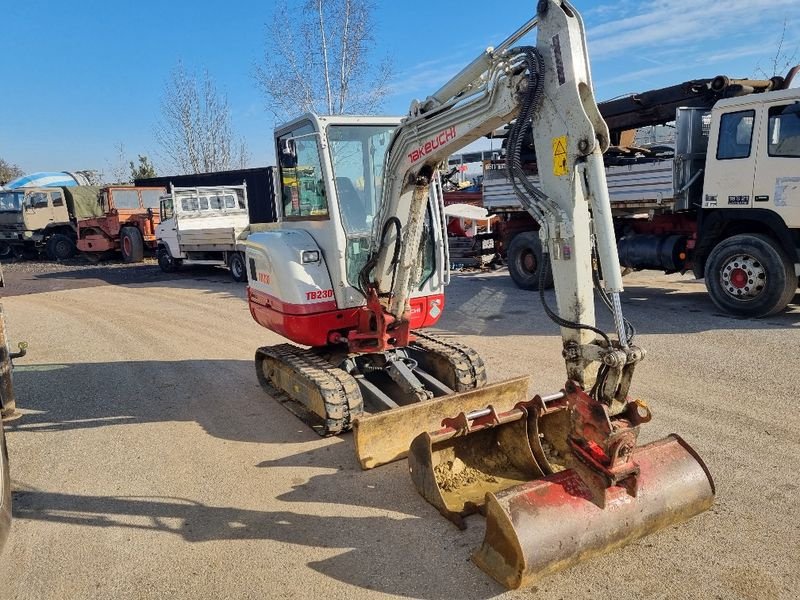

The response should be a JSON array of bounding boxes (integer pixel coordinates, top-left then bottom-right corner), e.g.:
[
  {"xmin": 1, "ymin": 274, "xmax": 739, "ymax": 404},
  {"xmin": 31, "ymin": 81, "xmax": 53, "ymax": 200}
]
[
  {"xmin": 437, "ymin": 271, "xmax": 800, "ymax": 336},
  {"xmin": 10, "ymin": 485, "xmax": 498, "ymax": 599},
  {"xmin": 2, "ymin": 259, "xmax": 244, "ymax": 298},
  {"xmin": 9, "ymin": 359, "xmax": 313, "ymax": 445}
]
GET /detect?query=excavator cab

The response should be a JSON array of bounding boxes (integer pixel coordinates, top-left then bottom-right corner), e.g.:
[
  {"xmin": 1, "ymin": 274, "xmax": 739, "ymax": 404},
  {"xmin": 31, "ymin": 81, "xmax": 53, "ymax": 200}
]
[{"xmin": 246, "ymin": 115, "xmax": 523, "ymax": 464}]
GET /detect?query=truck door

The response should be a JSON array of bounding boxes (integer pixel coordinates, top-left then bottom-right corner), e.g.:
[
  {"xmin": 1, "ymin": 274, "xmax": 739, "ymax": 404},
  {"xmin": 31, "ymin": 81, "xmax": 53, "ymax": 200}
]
[
  {"xmin": 752, "ymin": 99, "xmax": 800, "ymax": 229},
  {"xmin": 704, "ymin": 108, "xmax": 758, "ymax": 209},
  {"xmin": 25, "ymin": 191, "xmax": 53, "ymax": 230},
  {"xmin": 49, "ymin": 189, "xmax": 69, "ymax": 223}
]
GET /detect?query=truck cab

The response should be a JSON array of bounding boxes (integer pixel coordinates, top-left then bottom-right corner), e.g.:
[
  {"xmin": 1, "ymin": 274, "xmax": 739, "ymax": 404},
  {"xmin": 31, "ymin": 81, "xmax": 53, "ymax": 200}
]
[
  {"xmin": 695, "ymin": 88, "xmax": 800, "ymax": 315},
  {"xmin": 0, "ymin": 188, "xmax": 73, "ymax": 258}
]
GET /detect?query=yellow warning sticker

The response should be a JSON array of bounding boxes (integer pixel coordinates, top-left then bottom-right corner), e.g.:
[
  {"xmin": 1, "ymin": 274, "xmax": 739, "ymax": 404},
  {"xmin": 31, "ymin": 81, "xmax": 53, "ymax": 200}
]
[{"xmin": 552, "ymin": 135, "xmax": 568, "ymax": 176}]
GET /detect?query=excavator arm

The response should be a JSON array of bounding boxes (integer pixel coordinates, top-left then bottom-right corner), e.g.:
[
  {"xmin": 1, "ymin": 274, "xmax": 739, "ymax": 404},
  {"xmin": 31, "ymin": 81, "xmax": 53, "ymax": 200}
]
[{"xmin": 363, "ymin": 0, "xmax": 641, "ymax": 409}]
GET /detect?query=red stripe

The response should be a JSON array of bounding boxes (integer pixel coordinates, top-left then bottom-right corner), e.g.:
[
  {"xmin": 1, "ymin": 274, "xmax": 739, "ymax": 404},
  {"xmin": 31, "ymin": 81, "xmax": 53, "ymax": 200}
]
[{"xmin": 247, "ymin": 287, "xmax": 338, "ymax": 315}]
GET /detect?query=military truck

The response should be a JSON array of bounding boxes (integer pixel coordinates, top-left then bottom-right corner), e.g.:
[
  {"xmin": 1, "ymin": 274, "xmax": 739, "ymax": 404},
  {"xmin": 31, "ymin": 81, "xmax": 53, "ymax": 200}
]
[
  {"xmin": 0, "ymin": 186, "xmax": 165, "ymax": 262},
  {"xmin": 0, "ymin": 187, "xmax": 78, "ymax": 259}
]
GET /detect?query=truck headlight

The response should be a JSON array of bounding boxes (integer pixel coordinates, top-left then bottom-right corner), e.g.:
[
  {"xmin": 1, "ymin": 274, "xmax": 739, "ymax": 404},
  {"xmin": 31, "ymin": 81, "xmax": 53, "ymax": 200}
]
[{"xmin": 301, "ymin": 250, "xmax": 320, "ymax": 264}]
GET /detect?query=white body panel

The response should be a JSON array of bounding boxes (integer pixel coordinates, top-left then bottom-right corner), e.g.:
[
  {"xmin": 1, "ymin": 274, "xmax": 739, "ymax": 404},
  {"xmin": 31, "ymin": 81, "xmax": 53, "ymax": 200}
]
[{"xmin": 246, "ymin": 228, "xmax": 335, "ymax": 307}]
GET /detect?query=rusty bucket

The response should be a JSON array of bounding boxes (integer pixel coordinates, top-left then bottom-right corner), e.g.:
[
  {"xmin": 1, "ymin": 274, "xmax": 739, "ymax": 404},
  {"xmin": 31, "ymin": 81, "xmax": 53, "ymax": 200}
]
[{"xmin": 472, "ymin": 434, "xmax": 715, "ymax": 589}]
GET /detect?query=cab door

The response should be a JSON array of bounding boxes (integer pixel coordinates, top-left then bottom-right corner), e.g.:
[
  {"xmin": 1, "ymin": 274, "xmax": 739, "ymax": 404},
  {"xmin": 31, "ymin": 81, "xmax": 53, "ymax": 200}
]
[
  {"xmin": 704, "ymin": 107, "xmax": 758, "ymax": 209},
  {"xmin": 751, "ymin": 99, "xmax": 800, "ymax": 228},
  {"xmin": 24, "ymin": 191, "xmax": 53, "ymax": 230}
]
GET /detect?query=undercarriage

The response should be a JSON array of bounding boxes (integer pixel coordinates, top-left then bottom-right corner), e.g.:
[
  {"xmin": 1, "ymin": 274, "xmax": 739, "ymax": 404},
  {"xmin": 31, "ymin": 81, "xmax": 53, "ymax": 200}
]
[{"xmin": 255, "ymin": 331, "xmax": 487, "ymax": 437}]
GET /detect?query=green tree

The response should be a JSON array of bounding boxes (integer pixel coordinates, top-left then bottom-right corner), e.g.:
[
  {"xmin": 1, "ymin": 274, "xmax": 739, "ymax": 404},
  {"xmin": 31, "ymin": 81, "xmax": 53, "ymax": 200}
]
[
  {"xmin": 0, "ymin": 158, "xmax": 24, "ymax": 185},
  {"xmin": 130, "ymin": 155, "xmax": 157, "ymax": 180}
]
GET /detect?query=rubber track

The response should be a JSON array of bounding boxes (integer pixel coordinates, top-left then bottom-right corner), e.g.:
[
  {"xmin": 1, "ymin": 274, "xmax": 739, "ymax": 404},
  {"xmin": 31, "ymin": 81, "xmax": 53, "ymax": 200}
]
[
  {"xmin": 255, "ymin": 343, "xmax": 363, "ymax": 436},
  {"xmin": 411, "ymin": 331, "xmax": 488, "ymax": 392}
]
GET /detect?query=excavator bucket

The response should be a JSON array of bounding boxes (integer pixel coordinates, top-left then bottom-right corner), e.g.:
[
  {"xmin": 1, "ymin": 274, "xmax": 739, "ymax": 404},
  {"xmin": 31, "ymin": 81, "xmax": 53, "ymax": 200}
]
[
  {"xmin": 353, "ymin": 376, "xmax": 530, "ymax": 469},
  {"xmin": 408, "ymin": 390, "xmax": 715, "ymax": 589},
  {"xmin": 474, "ymin": 434, "xmax": 715, "ymax": 589}
]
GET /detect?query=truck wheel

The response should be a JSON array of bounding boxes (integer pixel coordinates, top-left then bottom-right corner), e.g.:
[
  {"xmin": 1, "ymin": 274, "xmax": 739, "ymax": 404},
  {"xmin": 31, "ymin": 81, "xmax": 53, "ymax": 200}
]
[
  {"xmin": 507, "ymin": 232, "xmax": 553, "ymax": 290},
  {"xmin": 705, "ymin": 233, "xmax": 796, "ymax": 317},
  {"xmin": 120, "ymin": 227, "xmax": 144, "ymax": 263},
  {"xmin": 46, "ymin": 234, "xmax": 76, "ymax": 260},
  {"xmin": 0, "ymin": 243, "xmax": 11, "ymax": 260},
  {"xmin": 157, "ymin": 246, "xmax": 182, "ymax": 273},
  {"xmin": 228, "ymin": 252, "xmax": 247, "ymax": 282}
]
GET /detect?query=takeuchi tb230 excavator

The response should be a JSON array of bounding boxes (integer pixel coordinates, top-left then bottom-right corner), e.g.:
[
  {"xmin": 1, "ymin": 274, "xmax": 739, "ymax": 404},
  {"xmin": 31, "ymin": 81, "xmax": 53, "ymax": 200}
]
[{"xmin": 245, "ymin": 0, "xmax": 715, "ymax": 589}]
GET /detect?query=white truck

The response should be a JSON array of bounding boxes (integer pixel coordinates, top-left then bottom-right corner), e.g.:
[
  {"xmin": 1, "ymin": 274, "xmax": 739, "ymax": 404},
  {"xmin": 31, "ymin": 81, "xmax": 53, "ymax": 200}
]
[
  {"xmin": 155, "ymin": 184, "xmax": 250, "ymax": 281},
  {"xmin": 487, "ymin": 71, "xmax": 800, "ymax": 317}
]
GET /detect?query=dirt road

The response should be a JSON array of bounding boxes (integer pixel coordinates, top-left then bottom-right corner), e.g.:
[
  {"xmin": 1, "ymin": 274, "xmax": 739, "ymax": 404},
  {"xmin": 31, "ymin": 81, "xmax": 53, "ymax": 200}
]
[{"xmin": 1, "ymin": 261, "xmax": 798, "ymax": 599}]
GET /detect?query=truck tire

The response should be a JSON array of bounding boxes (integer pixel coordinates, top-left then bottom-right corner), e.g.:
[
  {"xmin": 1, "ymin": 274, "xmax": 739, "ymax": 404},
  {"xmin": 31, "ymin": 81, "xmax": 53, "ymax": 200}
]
[
  {"xmin": 120, "ymin": 227, "xmax": 144, "ymax": 263},
  {"xmin": 157, "ymin": 246, "xmax": 182, "ymax": 273},
  {"xmin": 0, "ymin": 243, "xmax": 12, "ymax": 260},
  {"xmin": 705, "ymin": 233, "xmax": 796, "ymax": 318},
  {"xmin": 507, "ymin": 232, "xmax": 553, "ymax": 290},
  {"xmin": 228, "ymin": 252, "xmax": 247, "ymax": 282},
  {"xmin": 46, "ymin": 233, "xmax": 76, "ymax": 260}
]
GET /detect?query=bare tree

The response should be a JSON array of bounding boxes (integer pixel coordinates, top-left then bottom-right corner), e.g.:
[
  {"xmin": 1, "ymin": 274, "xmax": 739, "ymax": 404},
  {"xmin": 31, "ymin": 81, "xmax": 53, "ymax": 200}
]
[
  {"xmin": 255, "ymin": 0, "xmax": 392, "ymax": 118},
  {"xmin": 0, "ymin": 158, "xmax": 24, "ymax": 185},
  {"xmin": 155, "ymin": 62, "xmax": 248, "ymax": 174},
  {"xmin": 755, "ymin": 20, "xmax": 798, "ymax": 79},
  {"xmin": 108, "ymin": 142, "xmax": 130, "ymax": 184}
]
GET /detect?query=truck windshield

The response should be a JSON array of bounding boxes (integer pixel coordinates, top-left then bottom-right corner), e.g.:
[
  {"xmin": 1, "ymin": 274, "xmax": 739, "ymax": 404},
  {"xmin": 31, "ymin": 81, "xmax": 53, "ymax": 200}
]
[{"xmin": 0, "ymin": 192, "xmax": 24, "ymax": 212}]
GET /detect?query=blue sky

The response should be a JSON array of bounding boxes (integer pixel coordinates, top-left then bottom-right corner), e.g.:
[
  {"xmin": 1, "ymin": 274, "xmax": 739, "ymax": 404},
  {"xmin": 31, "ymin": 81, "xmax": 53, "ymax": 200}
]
[{"xmin": 1, "ymin": 0, "xmax": 798, "ymax": 175}]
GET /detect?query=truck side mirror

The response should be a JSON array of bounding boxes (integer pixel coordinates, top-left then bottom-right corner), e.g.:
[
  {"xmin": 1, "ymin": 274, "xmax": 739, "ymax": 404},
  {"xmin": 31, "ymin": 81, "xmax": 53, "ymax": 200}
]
[{"xmin": 279, "ymin": 139, "xmax": 298, "ymax": 168}]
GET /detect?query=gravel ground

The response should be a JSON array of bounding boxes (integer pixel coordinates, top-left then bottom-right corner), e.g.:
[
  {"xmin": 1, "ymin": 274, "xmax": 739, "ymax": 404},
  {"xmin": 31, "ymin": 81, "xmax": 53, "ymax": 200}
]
[{"xmin": 0, "ymin": 262, "xmax": 798, "ymax": 599}]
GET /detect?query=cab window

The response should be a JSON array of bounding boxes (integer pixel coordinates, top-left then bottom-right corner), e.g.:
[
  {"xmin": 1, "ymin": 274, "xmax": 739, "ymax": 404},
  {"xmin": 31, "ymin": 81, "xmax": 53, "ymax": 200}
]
[
  {"xmin": 140, "ymin": 190, "xmax": 163, "ymax": 209},
  {"xmin": 160, "ymin": 198, "xmax": 174, "ymax": 220},
  {"xmin": 181, "ymin": 197, "xmax": 200, "ymax": 212},
  {"xmin": 768, "ymin": 104, "xmax": 800, "ymax": 157},
  {"xmin": 717, "ymin": 110, "xmax": 754, "ymax": 160},
  {"xmin": 278, "ymin": 122, "xmax": 328, "ymax": 219},
  {"xmin": 112, "ymin": 189, "xmax": 141, "ymax": 209},
  {"xmin": 51, "ymin": 190, "xmax": 64, "ymax": 207},
  {"xmin": 28, "ymin": 192, "xmax": 49, "ymax": 209}
]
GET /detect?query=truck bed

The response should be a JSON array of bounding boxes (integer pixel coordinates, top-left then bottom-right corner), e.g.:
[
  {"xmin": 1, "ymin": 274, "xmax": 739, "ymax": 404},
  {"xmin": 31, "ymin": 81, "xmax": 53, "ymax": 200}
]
[
  {"xmin": 483, "ymin": 159, "xmax": 676, "ymax": 214},
  {"xmin": 177, "ymin": 226, "xmax": 247, "ymax": 251}
]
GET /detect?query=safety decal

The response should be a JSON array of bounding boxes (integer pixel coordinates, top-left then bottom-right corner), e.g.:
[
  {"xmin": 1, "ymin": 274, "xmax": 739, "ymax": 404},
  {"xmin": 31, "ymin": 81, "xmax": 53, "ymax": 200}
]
[{"xmin": 552, "ymin": 135, "xmax": 568, "ymax": 176}]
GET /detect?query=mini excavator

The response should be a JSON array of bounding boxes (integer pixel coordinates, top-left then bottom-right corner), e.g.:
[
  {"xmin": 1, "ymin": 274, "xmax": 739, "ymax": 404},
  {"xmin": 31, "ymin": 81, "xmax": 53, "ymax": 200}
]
[{"xmin": 245, "ymin": 0, "xmax": 714, "ymax": 588}]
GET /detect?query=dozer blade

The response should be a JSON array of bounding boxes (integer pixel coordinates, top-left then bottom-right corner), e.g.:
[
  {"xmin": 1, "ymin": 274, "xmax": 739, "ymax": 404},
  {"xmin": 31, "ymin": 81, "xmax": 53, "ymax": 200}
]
[
  {"xmin": 353, "ymin": 376, "xmax": 529, "ymax": 469},
  {"xmin": 473, "ymin": 434, "xmax": 715, "ymax": 589}
]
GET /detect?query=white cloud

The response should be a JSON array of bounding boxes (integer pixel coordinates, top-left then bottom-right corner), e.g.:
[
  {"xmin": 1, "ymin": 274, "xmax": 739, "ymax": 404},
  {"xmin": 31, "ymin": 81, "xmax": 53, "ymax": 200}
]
[{"xmin": 587, "ymin": 0, "xmax": 800, "ymax": 60}]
